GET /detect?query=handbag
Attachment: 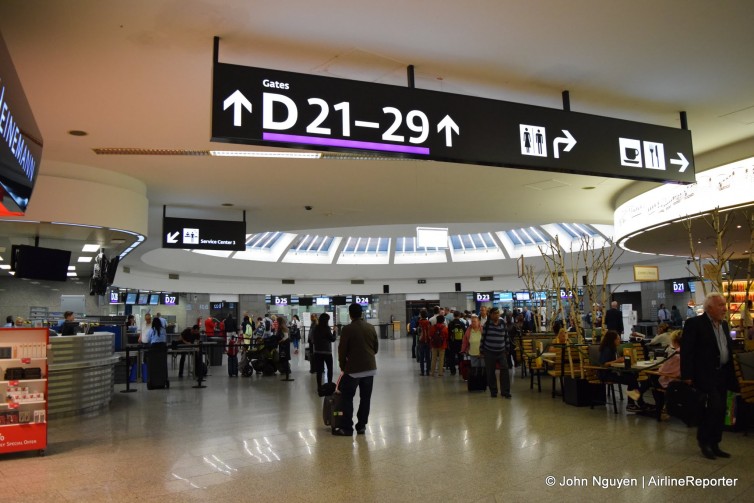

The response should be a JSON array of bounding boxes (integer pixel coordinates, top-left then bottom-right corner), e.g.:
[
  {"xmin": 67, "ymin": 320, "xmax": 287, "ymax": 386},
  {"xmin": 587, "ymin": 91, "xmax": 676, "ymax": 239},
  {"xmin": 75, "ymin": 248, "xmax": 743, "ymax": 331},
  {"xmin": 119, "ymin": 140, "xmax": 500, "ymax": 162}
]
[
  {"xmin": 304, "ymin": 346, "xmax": 311, "ymax": 361},
  {"xmin": 666, "ymin": 381, "xmax": 707, "ymax": 427}
]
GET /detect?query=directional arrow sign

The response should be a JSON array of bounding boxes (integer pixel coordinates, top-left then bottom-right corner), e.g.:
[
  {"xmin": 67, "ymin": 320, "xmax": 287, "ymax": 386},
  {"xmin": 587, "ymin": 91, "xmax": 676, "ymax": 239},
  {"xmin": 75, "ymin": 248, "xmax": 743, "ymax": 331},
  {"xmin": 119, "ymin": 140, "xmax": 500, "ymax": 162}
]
[
  {"xmin": 670, "ymin": 152, "xmax": 689, "ymax": 173},
  {"xmin": 223, "ymin": 90, "xmax": 252, "ymax": 127},
  {"xmin": 553, "ymin": 130, "xmax": 577, "ymax": 159},
  {"xmin": 437, "ymin": 115, "xmax": 459, "ymax": 147},
  {"xmin": 162, "ymin": 216, "xmax": 245, "ymax": 251},
  {"xmin": 212, "ymin": 63, "xmax": 695, "ymax": 183}
]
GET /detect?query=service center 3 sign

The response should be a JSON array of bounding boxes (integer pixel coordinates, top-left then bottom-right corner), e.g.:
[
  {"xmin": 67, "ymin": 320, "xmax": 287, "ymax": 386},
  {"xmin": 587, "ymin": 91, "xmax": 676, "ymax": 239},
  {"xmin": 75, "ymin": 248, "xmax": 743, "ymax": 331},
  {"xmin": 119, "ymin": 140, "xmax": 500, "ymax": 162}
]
[
  {"xmin": 162, "ymin": 216, "xmax": 245, "ymax": 251},
  {"xmin": 211, "ymin": 63, "xmax": 695, "ymax": 184}
]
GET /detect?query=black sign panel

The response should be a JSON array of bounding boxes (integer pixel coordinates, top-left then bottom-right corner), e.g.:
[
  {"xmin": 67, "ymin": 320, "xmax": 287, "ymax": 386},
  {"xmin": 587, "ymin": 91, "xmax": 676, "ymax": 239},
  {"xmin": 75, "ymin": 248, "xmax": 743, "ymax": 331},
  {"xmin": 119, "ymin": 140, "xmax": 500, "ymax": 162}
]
[
  {"xmin": 474, "ymin": 291, "xmax": 493, "ymax": 303},
  {"xmin": 272, "ymin": 295, "xmax": 291, "ymax": 306},
  {"xmin": 162, "ymin": 216, "xmax": 245, "ymax": 251},
  {"xmin": 0, "ymin": 34, "xmax": 43, "ymax": 214},
  {"xmin": 162, "ymin": 292, "xmax": 179, "ymax": 306},
  {"xmin": 212, "ymin": 63, "xmax": 695, "ymax": 184}
]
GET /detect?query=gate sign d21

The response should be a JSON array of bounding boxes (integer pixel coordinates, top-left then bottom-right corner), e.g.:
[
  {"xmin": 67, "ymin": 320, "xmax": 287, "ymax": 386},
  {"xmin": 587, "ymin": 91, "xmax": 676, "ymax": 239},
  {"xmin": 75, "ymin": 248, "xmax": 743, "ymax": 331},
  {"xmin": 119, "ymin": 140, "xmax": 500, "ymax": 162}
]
[
  {"xmin": 211, "ymin": 62, "xmax": 695, "ymax": 184},
  {"xmin": 162, "ymin": 216, "xmax": 245, "ymax": 251}
]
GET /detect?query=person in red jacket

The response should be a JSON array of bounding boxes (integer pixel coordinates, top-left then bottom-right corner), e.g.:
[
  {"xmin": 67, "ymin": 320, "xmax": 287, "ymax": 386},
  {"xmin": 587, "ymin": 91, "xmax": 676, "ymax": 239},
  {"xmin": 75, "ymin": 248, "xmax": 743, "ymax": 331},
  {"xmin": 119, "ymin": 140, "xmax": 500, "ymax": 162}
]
[
  {"xmin": 204, "ymin": 317, "xmax": 216, "ymax": 336},
  {"xmin": 429, "ymin": 315, "xmax": 448, "ymax": 377}
]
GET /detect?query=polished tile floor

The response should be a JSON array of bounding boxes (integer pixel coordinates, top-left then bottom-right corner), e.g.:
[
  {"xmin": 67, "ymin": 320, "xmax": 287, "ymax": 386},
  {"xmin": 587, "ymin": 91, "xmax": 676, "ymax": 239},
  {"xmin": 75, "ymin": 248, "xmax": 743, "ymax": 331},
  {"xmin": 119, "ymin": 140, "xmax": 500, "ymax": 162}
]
[{"xmin": 2, "ymin": 337, "xmax": 753, "ymax": 502}]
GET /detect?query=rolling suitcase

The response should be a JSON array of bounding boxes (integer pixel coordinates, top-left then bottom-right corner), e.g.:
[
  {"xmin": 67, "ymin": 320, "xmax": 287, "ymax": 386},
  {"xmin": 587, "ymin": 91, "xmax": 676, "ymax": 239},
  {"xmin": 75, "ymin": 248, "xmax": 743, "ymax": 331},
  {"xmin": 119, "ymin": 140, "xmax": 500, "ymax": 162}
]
[
  {"xmin": 467, "ymin": 365, "xmax": 487, "ymax": 392},
  {"xmin": 323, "ymin": 392, "xmax": 345, "ymax": 430},
  {"xmin": 146, "ymin": 344, "xmax": 170, "ymax": 389},
  {"xmin": 459, "ymin": 358, "xmax": 470, "ymax": 381}
]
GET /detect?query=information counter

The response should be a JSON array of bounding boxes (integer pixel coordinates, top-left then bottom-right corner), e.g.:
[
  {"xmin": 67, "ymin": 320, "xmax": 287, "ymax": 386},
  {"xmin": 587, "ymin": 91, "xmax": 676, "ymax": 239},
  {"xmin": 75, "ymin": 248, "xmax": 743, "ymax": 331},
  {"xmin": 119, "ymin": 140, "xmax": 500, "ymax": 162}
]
[{"xmin": 48, "ymin": 332, "xmax": 119, "ymax": 419}]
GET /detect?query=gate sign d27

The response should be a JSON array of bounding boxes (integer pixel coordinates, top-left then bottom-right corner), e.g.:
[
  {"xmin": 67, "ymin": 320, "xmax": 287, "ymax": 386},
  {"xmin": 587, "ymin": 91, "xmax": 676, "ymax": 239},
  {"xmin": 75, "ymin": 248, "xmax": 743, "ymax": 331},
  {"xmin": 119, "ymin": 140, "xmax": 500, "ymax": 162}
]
[
  {"xmin": 162, "ymin": 216, "xmax": 245, "ymax": 251},
  {"xmin": 211, "ymin": 63, "xmax": 695, "ymax": 184}
]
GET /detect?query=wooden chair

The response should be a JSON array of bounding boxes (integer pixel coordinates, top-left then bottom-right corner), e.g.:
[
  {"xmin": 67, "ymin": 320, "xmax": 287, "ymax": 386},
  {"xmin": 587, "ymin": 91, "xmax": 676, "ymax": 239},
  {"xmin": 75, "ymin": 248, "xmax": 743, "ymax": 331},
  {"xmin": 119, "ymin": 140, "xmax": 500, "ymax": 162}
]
[
  {"xmin": 521, "ymin": 339, "xmax": 546, "ymax": 392},
  {"xmin": 545, "ymin": 346, "xmax": 581, "ymax": 399},
  {"xmin": 581, "ymin": 345, "xmax": 623, "ymax": 413},
  {"xmin": 733, "ymin": 351, "xmax": 754, "ymax": 435}
]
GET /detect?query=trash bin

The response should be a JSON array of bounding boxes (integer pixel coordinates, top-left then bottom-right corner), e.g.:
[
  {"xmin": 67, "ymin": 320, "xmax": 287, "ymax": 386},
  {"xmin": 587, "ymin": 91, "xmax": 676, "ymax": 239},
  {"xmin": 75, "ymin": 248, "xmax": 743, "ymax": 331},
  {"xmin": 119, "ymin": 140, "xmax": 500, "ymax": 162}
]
[
  {"xmin": 207, "ymin": 337, "xmax": 224, "ymax": 366},
  {"xmin": 392, "ymin": 321, "xmax": 402, "ymax": 339},
  {"xmin": 378, "ymin": 324, "xmax": 389, "ymax": 339}
]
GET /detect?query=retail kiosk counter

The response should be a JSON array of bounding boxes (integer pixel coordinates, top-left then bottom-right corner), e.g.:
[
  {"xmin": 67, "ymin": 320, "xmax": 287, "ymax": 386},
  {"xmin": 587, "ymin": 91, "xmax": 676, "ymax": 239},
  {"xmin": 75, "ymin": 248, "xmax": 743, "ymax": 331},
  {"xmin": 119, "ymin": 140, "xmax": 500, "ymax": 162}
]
[{"xmin": 48, "ymin": 332, "xmax": 119, "ymax": 419}]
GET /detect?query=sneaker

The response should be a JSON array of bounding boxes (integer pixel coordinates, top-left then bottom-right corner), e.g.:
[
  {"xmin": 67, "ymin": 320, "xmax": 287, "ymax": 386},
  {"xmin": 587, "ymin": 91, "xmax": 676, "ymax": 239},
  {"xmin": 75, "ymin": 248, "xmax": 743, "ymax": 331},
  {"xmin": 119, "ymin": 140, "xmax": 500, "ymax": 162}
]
[
  {"xmin": 355, "ymin": 424, "xmax": 366, "ymax": 435},
  {"xmin": 626, "ymin": 403, "xmax": 642, "ymax": 413},
  {"xmin": 626, "ymin": 389, "xmax": 641, "ymax": 401},
  {"xmin": 331, "ymin": 428, "xmax": 353, "ymax": 436}
]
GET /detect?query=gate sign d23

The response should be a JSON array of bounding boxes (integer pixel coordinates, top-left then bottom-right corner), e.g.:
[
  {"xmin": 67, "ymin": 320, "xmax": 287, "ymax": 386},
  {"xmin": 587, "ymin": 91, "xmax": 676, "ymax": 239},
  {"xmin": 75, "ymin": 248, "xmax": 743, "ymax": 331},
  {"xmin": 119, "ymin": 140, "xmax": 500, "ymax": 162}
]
[
  {"xmin": 162, "ymin": 216, "xmax": 245, "ymax": 251},
  {"xmin": 211, "ymin": 63, "xmax": 695, "ymax": 184}
]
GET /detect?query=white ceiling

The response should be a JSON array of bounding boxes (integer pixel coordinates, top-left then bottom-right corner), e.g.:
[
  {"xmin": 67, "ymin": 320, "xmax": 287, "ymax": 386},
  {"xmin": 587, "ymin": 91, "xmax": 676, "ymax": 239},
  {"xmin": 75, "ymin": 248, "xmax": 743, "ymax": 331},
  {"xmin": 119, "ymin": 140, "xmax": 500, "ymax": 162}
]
[{"xmin": 1, "ymin": 0, "xmax": 753, "ymax": 285}]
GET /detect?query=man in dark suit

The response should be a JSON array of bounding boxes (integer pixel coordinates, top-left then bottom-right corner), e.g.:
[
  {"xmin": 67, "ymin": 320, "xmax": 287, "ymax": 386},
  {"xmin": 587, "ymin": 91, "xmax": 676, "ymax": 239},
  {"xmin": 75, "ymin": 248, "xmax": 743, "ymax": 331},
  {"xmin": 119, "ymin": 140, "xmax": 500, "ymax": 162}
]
[
  {"xmin": 681, "ymin": 292, "xmax": 736, "ymax": 459},
  {"xmin": 604, "ymin": 301, "xmax": 624, "ymax": 335}
]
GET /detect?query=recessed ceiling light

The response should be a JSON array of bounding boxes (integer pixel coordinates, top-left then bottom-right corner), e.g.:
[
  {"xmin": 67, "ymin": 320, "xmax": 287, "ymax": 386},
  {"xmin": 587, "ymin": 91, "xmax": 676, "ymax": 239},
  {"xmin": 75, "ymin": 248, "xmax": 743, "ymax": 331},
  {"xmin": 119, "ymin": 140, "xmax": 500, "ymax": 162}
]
[
  {"xmin": 8, "ymin": 271, "xmax": 14, "ymax": 275},
  {"xmin": 67, "ymin": 272, "xmax": 77, "ymax": 277},
  {"xmin": 0, "ymin": 265, "xmax": 10, "ymax": 270},
  {"xmin": 68, "ymin": 130, "xmax": 88, "ymax": 136},
  {"xmin": 68, "ymin": 266, "xmax": 76, "ymax": 270},
  {"xmin": 82, "ymin": 244, "xmax": 100, "ymax": 252},
  {"xmin": 78, "ymin": 256, "xmax": 93, "ymax": 263}
]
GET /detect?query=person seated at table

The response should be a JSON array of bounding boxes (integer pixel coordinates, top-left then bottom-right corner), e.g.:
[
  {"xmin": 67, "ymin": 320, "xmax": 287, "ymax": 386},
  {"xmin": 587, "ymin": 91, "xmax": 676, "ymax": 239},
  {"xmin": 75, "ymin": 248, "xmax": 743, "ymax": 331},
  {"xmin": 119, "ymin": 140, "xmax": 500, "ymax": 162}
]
[
  {"xmin": 598, "ymin": 330, "xmax": 651, "ymax": 413},
  {"xmin": 546, "ymin": 328, "xmax": 569, "ymax": 352},
  {"xmin": 650, "ymin": 330, "xmax": 682, "ymax": 421},
  {"xmin": 647, "ymin": 323, "xmax": 671, "ymax": 349}
]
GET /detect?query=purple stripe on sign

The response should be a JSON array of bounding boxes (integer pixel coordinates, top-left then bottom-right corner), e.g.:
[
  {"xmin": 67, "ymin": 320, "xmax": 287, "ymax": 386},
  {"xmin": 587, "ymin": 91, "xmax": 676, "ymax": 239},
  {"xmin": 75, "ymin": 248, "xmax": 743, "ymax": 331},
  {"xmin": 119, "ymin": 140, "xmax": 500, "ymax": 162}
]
[{"xmin": 262, "ymin": 132, "xmax": 430, "ymax": 155}]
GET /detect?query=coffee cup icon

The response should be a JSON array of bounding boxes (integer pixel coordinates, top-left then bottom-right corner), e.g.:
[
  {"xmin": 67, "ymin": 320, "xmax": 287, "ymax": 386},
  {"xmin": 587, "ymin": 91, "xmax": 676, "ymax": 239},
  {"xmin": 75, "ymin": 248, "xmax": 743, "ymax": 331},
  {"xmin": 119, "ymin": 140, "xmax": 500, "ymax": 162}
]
[{"xmin": 624, "ymin": 147, "xmax": 640, "ymax": 161}]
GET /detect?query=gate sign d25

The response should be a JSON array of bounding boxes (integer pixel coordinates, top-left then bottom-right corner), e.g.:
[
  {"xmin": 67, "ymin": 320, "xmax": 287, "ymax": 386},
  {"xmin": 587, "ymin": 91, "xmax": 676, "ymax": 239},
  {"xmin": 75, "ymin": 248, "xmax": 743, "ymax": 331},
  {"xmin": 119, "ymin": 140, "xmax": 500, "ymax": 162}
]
[
  {"xmin": 212, "ymin": 63, "xmax": 695, "ymax": 184},
  {"xmin": 274, "ymin": 295, "xmax": 290, "ymax": 306},
  {"xmin": 162, "ymin": 216, "xmax": 245, "ymax": 251}
]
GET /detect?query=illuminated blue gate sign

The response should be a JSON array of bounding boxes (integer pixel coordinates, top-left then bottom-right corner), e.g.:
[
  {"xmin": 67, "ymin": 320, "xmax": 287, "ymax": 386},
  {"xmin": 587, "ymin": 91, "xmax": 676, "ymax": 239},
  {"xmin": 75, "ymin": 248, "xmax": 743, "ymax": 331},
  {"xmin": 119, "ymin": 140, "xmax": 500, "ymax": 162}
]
[{"xmin": 211, "ymin": 62, "xmax": 695, "ymax": 184}]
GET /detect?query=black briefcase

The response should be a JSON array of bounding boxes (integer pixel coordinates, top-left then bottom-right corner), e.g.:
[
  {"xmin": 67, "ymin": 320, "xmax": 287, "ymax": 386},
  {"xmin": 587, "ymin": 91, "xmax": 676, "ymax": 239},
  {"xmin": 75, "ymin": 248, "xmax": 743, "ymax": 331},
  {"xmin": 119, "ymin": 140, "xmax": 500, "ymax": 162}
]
[{"xmin": 563, "ymin": 377, "xmax": 592, "ymax": 407}]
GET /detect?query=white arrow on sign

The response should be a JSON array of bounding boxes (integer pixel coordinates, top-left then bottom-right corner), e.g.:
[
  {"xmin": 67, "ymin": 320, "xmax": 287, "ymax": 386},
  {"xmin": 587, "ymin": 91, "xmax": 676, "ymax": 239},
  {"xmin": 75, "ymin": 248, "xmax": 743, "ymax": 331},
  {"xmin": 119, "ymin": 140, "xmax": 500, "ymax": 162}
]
[
  {"xmin": 166, "ymin": 231, "xmax": 179, "ymax": 244},
  {"xmin": 223, "ymin": 90, "xmax": 252, "ymax": 127},
  {"xmin": 552, "ymin": 130, "xmax": 577, "ymax": 158},
  {"xmin": 670, "ymin": 152, "xmax": 689, "ymax": 173},
  {"xmin": 437, "ymin": 115, "xmax": 459, "ymax": 147}
]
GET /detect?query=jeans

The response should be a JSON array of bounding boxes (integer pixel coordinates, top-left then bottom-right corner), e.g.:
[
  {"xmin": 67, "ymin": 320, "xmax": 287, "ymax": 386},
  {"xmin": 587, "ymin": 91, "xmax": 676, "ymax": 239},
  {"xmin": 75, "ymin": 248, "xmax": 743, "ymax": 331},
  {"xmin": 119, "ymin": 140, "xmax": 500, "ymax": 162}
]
[
  {"xmin": 484, "ymin": 351, "xmax": 510, "ymax": 395},
  {"xmin": 338, "ymin": 374, "xmax": 374, "ymax": 432},
  {"xmin": 417, "ymin": 342, "xmax": 431, "ymax": 374}
]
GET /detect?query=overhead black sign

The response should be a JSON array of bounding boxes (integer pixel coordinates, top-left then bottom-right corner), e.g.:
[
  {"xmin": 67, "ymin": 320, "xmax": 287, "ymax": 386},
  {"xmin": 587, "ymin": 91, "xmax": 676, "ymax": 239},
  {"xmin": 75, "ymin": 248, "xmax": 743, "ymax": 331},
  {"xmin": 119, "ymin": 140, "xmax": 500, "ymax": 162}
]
[
  {"xmin": 474, "ymin": 291, "xmax": 493, "ymax": 303},
  {"xmin": 211, "ymin": 63, "xmax": 695, "ymax": 184},
  {"xmin": 162, "ymin": 216, "xmax": 245, "ymax": 251},
  {"xmin": 0, "ymin": 34, "xmax": 43, "ymax": 215},
  {"xmin": 272, "ymin": 295, "xmax": 291, "ymax": 306}
]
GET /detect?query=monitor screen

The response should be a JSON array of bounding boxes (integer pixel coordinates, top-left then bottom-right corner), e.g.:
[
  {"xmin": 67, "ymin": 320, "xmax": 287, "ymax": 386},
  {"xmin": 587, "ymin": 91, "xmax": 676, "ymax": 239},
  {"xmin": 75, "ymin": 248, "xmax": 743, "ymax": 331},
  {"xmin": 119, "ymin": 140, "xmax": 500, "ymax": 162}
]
[
  {"xmin": 316, "ymin": 296, "xmax": 330, "ymax": 306},
  {"xmin": 11, "ymin": 244, "xmax": 71, "ymax": 281},
  {"xmin": 149, "ymin": 294, "xmax": 160, "ymax": 305},
  {"xmin": 137, "ymin": 293, "xmax": 148, "ymax": 305},
  {"xmin": 498, "ymin": 292, "xmax": 513, "ymax": 301},
  {"xmin": 515, "ymin": 291, "xmax": 530, "ymax": 301},
  {"xmin": 298, "ymin": 297, "xmax": 313, "ymax": 307},
  {"xmin": 688, "ymin": 282, "xmax": 696, "ymax": 293},
  {"xmin": 125, "ymin": 293, "xmax": 137, "ymax": 304}
]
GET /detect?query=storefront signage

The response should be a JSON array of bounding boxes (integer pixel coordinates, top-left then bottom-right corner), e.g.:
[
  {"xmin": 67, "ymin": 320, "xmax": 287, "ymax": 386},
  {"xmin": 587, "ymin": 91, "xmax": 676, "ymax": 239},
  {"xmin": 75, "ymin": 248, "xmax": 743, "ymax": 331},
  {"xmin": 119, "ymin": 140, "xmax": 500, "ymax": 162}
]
[
  {"xmin": 633, "ymin": 265, "xmax": 659, "ymax": 282},
  {"xmin": 0, "ymin": 34, "xmax": 43, "ymax": 215},
  {"xmin": 212, "ymin": 62, "xmax": 695, "ymax": 184},
  {"xmin": 162, "ymin": 216, "xmax": 245, "ymax": 251}
]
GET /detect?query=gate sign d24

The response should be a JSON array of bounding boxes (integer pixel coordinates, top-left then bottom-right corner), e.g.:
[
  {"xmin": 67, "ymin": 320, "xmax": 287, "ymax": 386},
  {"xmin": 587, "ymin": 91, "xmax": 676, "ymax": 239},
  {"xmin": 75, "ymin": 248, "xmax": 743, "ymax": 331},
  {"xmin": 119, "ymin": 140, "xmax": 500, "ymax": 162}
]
[
  {"xmin": 212, "ymin": 63, "xmax": 695, "ymax": 184},
  {"xmin": 162, "ymin": 216, "xmax": 245, "ymax": 251}
]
